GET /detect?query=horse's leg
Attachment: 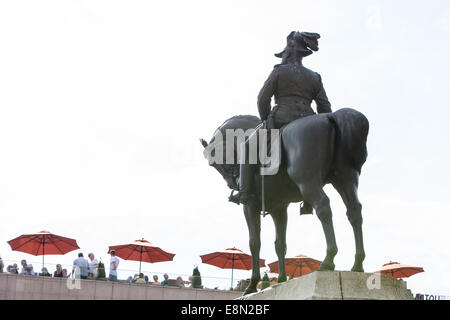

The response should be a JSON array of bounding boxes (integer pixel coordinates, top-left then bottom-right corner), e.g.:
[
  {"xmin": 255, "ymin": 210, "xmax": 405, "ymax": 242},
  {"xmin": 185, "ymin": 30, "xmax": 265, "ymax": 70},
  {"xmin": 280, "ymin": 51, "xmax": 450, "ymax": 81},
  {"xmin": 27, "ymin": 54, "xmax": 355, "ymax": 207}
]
[
  {"xmin": 243, "ymin": 201, "xmax": 261, "ymax": 295},
  {"xmin": 332, "ymin": 169, "xmax": 365, "ymax": 272},
  {"xmin": 271, "ymin": 205, "xmax": 288, "ymax": 283},
  {"xmin": 299, "ymin": 183, "xmax": 338, "ymax": 271}
]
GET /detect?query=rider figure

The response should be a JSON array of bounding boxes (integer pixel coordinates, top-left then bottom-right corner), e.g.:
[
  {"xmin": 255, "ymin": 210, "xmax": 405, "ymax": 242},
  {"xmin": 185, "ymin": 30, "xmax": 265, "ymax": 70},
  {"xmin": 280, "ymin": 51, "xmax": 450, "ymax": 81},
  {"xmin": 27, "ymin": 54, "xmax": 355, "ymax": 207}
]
[{"xmin": 232, "ymin": 31, "xmax": 332, "ymax": 209}]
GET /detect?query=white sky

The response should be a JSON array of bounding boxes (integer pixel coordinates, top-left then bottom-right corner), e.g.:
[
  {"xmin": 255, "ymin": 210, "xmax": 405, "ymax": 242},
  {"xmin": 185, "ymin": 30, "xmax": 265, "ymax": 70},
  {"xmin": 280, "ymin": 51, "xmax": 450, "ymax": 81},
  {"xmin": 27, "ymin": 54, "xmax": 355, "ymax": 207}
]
[{"xmin": 1, "ymin": 0, "xmax": 450, "ymax": 294}]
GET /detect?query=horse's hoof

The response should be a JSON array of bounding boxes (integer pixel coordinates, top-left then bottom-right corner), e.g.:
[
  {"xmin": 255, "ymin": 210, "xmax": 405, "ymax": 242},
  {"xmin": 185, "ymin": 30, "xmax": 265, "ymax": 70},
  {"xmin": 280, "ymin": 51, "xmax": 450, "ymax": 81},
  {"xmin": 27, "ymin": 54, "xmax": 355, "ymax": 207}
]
[
  {"xmin": 318, "ymin": 261, "xmax": 335, "ymax": 271},
  {"xmin": 243, "ymin": 287, "xmax": 257, "ymax": 295},
  {"xmin": 351, "ymin": 265, "xmax": 364, "ymax": 272}
]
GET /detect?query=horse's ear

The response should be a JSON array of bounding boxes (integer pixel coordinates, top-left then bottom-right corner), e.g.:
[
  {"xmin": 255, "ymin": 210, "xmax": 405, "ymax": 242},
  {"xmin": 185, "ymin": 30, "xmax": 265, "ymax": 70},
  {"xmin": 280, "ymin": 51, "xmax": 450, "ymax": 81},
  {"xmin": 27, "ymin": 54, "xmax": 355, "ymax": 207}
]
[{"xmin": 199, "ymin": 138, "xmax": 208, "ymax": 148}]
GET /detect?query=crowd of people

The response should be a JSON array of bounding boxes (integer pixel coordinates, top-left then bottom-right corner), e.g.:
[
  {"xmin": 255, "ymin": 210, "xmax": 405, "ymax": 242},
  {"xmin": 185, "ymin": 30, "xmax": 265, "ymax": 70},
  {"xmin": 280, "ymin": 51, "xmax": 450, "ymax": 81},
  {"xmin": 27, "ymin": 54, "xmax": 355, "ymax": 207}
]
[
  {"xmin": 0, "ymin": 252, "xmax": 98, "ymax": 279},
  {"xmin": 125, "ymin": 272, "xmax": 188, "ymax": 287},
  {"xmin": 0, "ymin": 251, "xmax": 193, "ymax": 289}
]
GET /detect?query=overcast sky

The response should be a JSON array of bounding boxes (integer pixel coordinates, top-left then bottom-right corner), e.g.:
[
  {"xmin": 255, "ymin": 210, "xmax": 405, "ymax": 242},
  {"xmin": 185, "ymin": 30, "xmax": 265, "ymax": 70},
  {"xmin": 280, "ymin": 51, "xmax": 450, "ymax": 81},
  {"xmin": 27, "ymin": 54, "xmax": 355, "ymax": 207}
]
[{"xmin": 1, "ymin": 0, "xmax": 450, "ymax": 294}]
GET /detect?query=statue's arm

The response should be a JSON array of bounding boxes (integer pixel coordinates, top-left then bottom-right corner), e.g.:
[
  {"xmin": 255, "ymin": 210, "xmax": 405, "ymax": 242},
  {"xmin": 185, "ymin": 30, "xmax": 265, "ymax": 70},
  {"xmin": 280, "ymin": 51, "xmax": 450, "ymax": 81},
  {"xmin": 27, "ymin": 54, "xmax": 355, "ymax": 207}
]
[
  {"xmin": 257, "ymin": 68, "xmax": 278, "ymax": 121},
  {"xmin": 314, "ymin": 73, "xmax": 332, "ymax": 113}
]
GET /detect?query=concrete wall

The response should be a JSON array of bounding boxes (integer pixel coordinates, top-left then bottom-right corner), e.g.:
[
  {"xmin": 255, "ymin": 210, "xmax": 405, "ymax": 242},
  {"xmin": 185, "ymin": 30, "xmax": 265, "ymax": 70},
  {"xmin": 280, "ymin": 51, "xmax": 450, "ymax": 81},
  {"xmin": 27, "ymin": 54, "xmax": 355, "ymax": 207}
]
[{"xmin": 0, "ymin": 273, "xmax": 242, "ymax": 300}]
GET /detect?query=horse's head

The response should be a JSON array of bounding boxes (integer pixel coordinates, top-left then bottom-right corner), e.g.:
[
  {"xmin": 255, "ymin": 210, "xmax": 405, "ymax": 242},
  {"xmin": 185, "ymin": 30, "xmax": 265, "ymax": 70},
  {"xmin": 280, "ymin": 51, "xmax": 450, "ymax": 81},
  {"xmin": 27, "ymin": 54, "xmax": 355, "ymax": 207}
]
[
  {"xmin": 199, "ymin": 134, "xmax": 241, "ymax": 191},
  {"xmin": 200, "ymin": 115, "xmax": 261, "ymax": 191}
]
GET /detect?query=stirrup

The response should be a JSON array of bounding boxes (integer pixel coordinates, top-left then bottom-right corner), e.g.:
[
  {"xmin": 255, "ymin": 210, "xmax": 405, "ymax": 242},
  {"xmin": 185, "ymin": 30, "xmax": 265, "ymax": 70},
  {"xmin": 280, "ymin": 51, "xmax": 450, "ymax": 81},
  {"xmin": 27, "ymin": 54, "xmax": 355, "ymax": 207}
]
[{"xmin": 300, "ymin": 201, "xmax": 313, "ymax": 215}]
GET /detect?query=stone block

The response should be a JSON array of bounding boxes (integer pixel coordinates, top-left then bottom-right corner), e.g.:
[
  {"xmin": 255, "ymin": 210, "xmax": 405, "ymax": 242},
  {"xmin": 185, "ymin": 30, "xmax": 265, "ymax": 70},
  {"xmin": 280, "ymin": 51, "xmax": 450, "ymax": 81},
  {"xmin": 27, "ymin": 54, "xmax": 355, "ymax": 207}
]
[
  {"xmin": 93, "ymin": 280, "xmax": 113, "ymax": 300},
  {"xmin": 196, "ymin": 288, "xmax": 242, "ymax": 300},
  {"xmin": 111, "ymin": 282, "xmax": 131, "ymax": 300},
  {"xmin": 239, "ymin": 271, "xmax": 414, "ymax": 300},
  {"xmin": 163, "ymin": 286, "xmax": 198, "ymax": 300},
  {"xmin": 127, "ymin": 283, "xmax": 148, "ymax": 300},
  {"xmin": 145, "ymin": 285, "xmax": 165, "ymax": 299}
]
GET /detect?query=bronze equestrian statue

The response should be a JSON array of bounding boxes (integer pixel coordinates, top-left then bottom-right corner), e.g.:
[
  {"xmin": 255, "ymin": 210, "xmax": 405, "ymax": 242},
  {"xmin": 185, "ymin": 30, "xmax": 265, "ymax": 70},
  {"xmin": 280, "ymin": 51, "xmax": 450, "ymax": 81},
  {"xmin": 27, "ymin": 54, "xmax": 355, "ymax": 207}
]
[
  {"xmin": 234, "ymin": 31, "xmax": 332, "ymax": 210},
  {"xmin": 200, "ymin": 31, "xmax": 369, "ymax": 295}
]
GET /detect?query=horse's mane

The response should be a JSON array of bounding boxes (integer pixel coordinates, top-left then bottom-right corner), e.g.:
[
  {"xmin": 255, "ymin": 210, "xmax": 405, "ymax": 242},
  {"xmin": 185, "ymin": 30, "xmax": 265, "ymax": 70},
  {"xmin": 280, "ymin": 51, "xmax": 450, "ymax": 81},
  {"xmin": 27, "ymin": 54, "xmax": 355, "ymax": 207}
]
[
  {"xmin": 207, "ymin": 115, "xmax": 261, "ymax": 165},
  {"xmin": 214, "ymin": 115, "xmax": 261, "ymax": 136}
]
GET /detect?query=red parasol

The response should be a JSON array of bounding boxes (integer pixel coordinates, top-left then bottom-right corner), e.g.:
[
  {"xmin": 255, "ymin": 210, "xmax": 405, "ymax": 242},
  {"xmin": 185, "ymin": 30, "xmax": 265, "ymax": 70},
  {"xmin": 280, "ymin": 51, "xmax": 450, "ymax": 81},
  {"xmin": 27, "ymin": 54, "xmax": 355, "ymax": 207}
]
[
  {"xmin": 376, "ymin": 261, "xmax": 424, "ymax": 278},
  {"xmin": 200, "ymin": 247, "xmax": 265, "ymax": 289},
  {"xmin": 268, "ymin": 254, "xmax": 321, "ymax": 278},
  {"xmin": 108, "ymin": 239, "xmax": 175, "ymax": 273},
  {"xmin": 7, "ymin": 230, "xmax": 79, "ymax": 268}
]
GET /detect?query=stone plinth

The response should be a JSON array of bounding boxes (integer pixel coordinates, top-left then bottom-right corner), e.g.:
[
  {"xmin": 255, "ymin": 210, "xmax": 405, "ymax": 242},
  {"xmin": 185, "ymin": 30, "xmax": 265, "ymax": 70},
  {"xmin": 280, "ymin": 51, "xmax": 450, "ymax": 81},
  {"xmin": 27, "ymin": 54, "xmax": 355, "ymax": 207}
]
[{"xmin": 238, "ymin": 271, "xmax": 414, "ymax": 300}]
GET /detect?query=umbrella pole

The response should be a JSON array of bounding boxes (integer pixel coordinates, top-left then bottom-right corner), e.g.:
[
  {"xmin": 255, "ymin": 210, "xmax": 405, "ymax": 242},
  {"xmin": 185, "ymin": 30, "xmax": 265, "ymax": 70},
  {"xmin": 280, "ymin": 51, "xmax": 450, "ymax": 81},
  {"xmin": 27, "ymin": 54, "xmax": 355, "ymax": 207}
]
[
  {"xmin": 139, "ymin": 247, "xmax": 143, "ymax": 274},
  {"xmin": 42, "ymin": 239, "xmax": 45, "ymax": 269},
  {"xmin": 231, "ymin": 254, "xmax": 235, "ymax": 290}
]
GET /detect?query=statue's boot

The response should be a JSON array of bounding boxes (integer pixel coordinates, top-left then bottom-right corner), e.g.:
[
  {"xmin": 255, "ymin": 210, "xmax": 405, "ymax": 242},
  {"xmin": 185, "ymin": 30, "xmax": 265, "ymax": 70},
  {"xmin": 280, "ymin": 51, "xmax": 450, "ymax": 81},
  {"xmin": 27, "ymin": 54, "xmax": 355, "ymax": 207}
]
[
  {"xmin": 300, "ymin": 201, "xmax": 314, "ymax": 215},
  {"xmin": 228, "ymin": 192, "xmax": 241, "ymax": 204},
  {"xmin": 228, "ymin": 163, "xmax": 255, "ymax": 205}
]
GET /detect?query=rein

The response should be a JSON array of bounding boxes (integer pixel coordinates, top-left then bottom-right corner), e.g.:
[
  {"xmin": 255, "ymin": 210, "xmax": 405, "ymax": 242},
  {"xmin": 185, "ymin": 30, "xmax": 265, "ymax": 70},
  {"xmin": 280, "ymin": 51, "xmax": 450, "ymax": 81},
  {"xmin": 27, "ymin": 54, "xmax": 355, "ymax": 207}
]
[{"xmin": 261, "ymin": 174, "xmax": 269, "ymax": 217}]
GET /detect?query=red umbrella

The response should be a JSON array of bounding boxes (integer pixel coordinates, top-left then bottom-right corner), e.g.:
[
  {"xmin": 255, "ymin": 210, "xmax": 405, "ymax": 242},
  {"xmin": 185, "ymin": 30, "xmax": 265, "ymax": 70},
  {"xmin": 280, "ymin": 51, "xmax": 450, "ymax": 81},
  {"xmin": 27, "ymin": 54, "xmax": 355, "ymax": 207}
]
[
  {"xmin": 108, "ymin": 239, "xmax": 175, "ymax": 273},
  {"xmin": 376, "ymin": 261, "xmax": 424, "ymax": 278},
  {"xmin": 268, "ymin": 254, "xmax": 321, "ymax": 278},
  {"xmin": 7, "ymin": 230, "xmax": 79, "ymax": 268},
  {"xmin": 200, "ymin": 247, "xmax": 265, "ymax": 289}
]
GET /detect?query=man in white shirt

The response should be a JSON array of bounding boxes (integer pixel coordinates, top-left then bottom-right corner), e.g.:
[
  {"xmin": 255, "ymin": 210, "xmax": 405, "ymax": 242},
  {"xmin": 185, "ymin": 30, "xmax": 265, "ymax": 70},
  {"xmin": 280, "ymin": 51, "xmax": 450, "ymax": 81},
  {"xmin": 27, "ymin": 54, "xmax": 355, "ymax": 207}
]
[
  {"xmin": 73, "ymin": 252, "xmax": 90, "ymax": 279},
  {"xmin": 109, "ymin": 250, "xmax": 119, "ymax": 281},
  {"xmin": 20, "ymin": 259, "xmax": 35, "ymax": 276},
  {"xmin": 88, "ymin": 252, "xmax": 98, "ymax": 279}
]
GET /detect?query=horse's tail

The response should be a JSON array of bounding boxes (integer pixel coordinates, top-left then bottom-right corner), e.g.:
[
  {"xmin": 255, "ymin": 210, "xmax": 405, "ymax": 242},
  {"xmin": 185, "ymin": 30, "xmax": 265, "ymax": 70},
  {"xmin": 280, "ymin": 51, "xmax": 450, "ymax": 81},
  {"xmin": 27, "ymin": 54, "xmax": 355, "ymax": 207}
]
[{"xmin": 328, "ymin": 108, "xmax": 369, "ymax": 173}]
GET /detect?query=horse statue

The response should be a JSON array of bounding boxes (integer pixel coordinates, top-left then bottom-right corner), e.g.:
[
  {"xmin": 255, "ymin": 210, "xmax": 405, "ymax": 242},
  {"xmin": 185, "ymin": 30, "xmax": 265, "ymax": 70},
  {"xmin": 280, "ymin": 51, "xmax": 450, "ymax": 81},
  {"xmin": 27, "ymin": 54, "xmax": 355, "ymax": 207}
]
[{"xmin": 200, "ymin": 108, "xmax": 369, "ymax": 294}]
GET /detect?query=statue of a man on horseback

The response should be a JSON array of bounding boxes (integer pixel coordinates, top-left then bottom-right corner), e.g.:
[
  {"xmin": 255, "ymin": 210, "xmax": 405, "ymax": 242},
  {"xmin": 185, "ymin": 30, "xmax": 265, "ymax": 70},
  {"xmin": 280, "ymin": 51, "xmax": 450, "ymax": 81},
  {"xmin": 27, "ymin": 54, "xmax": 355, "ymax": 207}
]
[
  {"xmin": 200, "ymin": 30, "xmax": 369, "ymax": 295},
  {"xmin": 232, "ymin": 31, "xmax": 332, "ymax": 210}
]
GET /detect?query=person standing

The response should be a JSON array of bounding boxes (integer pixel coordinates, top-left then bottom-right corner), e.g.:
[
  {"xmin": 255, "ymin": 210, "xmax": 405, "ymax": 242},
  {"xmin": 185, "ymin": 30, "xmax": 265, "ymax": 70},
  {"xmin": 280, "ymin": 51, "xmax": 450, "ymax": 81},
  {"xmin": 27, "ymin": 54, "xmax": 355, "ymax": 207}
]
[
  {"xmin": 108, "ymin": 250, "xmax": 119, "ymax": 281},
  {"xmin": 73, "ymin": 253, "xmax": 89, "ymax": 280},
  {"xmin": 10, "ymin": 263, "xmax": 18, "ymax": 274},
  {"xmin": 20, "ymin": 259, "xmax": 35, "ymax": 276},
  {"xmin": 54, "ymin": 264, "xmax": 64, "ymax": 278},
  {"xmin": 176, "ymin": 276, "xmax": 185, "ymax": 288},
  {"xmin": 135, "ymin": 273, "xmax": 146, "ymax": 284},
  {"xmin": 87, "ymin": 253, "xmax": 98, "ymax": 279},
  {"xmin": 152, "ymin": 275, "xmax": 161, "ymax": 285},
  {"xmin": 161, "ymin": 273, "xmax": 169, "ymax": 286},
  {"xmin": 39, "ymin": 267, "xmax": 52, "ymax": 277}
]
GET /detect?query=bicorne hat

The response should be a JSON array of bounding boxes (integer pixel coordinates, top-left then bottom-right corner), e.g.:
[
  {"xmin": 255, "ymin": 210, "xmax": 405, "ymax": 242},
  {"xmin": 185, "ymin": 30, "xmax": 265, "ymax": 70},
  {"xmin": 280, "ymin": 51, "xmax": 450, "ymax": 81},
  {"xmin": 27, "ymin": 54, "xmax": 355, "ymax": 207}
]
[{"xmin": 275, "ymin": 31, "xmax": 321, "ymax": 58}]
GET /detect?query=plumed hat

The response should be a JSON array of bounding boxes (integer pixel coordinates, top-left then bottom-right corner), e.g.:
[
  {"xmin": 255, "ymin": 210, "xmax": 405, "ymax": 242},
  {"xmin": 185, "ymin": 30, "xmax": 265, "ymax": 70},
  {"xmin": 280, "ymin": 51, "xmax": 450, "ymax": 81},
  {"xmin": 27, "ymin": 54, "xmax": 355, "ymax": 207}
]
[{"xmin": 275, "ymin": 31, "xmax": 321, "ymax": 58}]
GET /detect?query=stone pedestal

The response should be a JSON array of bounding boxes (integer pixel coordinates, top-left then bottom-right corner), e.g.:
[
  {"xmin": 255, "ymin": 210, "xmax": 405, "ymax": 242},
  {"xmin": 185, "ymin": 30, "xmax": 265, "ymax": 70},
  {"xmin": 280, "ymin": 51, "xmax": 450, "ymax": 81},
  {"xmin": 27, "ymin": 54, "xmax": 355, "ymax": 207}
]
[{"xmin": 238, "ymin": 271, "xmax": 414, "ymax": 300}]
